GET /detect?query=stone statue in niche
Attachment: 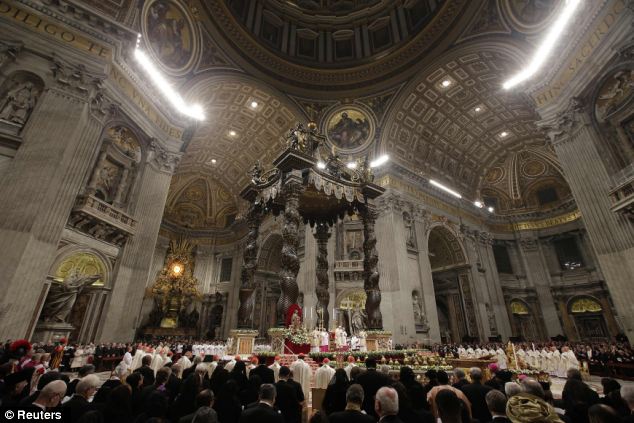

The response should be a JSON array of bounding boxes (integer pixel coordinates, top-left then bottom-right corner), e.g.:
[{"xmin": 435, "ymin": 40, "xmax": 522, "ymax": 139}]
[
  {"xmin": 0, "ymin": 81, "xmax": 39, "ymax": 127},
  {"xmin": 403, "ymin": 212, "xmax": 416, "ymax": 248},
  {"xmin": 412, "ymin": 291, "xmax": 429, "ymax": 333},
  {"xmin": 486, "ymin": 303, "xmax": 498, "ymax": 335},
  {"xmin": 96, "ymin": 162, "xmax": 120, "ymax": 202},
  {"xmin": 40, "ymin": 269, "xmax": 101, "ymax": 323}
]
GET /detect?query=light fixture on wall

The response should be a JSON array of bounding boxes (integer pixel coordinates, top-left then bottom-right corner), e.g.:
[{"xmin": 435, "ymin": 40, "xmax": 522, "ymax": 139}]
[
  {"xmin": 346, "ymin": 162, "xmax": 357, "ymax": 169},
  {"xmin": 429, "ymin": 179, "xmax": 462, "ymax": 199},
  {"xmin": 502, "ymin": 0, "xmax": 581, "ymax": 90},
  {"xmin": 133, "ymin": 37, "xmax": 205, "ymax": 121},
  {"xmin": 317, "ymin": 161, "xmax": 326, "ymax": 169},
  {"xmin": 250, "ymin": 100, "xmax": 259, "ymax": 109},
  {"xmin": 474, "ymin": 201, "xmax": 484, "ymax": 208}
]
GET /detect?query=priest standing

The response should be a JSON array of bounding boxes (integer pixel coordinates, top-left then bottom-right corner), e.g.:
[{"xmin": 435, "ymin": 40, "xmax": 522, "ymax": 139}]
[
  {"xmin": 314, "ymin": 358, "xmax": 336, "ymax": 389},
  {"xmin": 290, "ymin": 354, "xmax": 312, "ymax": 400}
]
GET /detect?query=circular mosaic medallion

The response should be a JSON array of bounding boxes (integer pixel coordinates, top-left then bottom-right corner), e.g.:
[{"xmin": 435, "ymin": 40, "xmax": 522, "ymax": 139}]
[
  {"xmin": 485, "ymin": 166, "xmax": 505, "ymax": 184},
  {"xmin": 323, "ymin": 105, "xmax": 375, "ymax": 153},
  {"xmin": 522, "ymin": 160, "xmax": 546, "ymax": 178},
  {"xmin": 142, "ymin": 0, "xmax": 199, "ymax": 75}
]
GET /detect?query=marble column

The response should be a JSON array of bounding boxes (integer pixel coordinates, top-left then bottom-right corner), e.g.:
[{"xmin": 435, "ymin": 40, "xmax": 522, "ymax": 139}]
[
  {"xmin": 548, "ymin": 104, "xmax": 634, "ymax": 339},
  {"xmin": 413, "ymin": 208, "xmax": 441, "ymax": 343},
  {"xmin": 556, "ymin": 297, "xmax": 578, "ymax": 341},
  {"xmin": 277, "ymin": 178, "xmax": 302, "ymax": 325},
  {"xmin": 477, "ymin": 236, "xmax": 512, "ymax": 339},
  {"xmin": 0, "ymin": 65, "xmax": 106, "ymax": 340},
  {"xmin": 314, "ymin": 222, "xmax": 331, "ymax": 329},
  {"xmin": 598, "ymin": 294, "xmax": 620, "ymax": 338},
  {"xmin": 517, "ymin": 237, "xmax": 563, "ymax": 337},
  {"xmin": 361, "ymin": 204, "xmax": 382, "ymax": 330},
  {"xmin": 98, "ymin": 141, "xmax": 180, "ymax": 341}
]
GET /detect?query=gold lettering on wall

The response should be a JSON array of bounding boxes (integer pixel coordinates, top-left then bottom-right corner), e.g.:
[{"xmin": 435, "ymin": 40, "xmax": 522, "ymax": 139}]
[
  {"xmin": 109, "ymin": 66, "xmax": 183, "ymax": 140},
  {"xmin": 532, "ymin": 0, "xmax": 625, "ymax": 107},
  {"xmin": 0, "ymin": 0, "xmax": 111, "ymax": 59}
]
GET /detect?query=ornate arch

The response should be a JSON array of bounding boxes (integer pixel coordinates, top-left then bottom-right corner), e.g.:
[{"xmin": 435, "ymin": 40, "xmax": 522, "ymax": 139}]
[
  {"xmin": 567, "ymin": 295, "xmax": 603, "ymax": 314},
  {"xmin": 427, "ymin": 223, "xmax": 467, "ymax": 270},
  {"xmin": 48, "ymin": 245, "xmax": 113, "ymax": 288}
]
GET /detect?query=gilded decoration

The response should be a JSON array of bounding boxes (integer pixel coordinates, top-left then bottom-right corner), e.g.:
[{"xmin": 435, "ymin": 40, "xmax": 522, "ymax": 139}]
[
  {"xmin": 53, "ymin": 252, "xmax": 106, "ymax": 286},
  {"xmin": 108, "ymin": 127, "xmax": 141, "ymax": 162},
  {"xmin": 570, "ymin": 297, "xmax": 603, "ymax": 314},
  {"xmin": 324, "ymin": 106, "xmax": 375, "ymax": 153},
  {"xmin": 510, "ymin": 300, "xmax": 530, "ymax": 315},
  {"xmin": 339, "ymin": 290, "xmax": 367, "ymax": 311},
  {"xmin": 149, "ymin": 238, "xmax": 201, "ymax": 328},
  {"xmin": 142, "ymin": 0, "xmax": 199, "ymax": 74},
  {"xmin": 594, "ymin": 70, "xmax": 634, "ymax": 122}
]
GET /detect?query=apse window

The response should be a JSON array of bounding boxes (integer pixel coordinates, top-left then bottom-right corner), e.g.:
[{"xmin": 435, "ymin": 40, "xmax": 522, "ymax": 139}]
[
  {"xmin": 537, "ymin": 187, "xmax": 559, "ymax": 205},
  {"xmin": 492, "ymin": 244, "xmax": 513, "ymax": 274},
  {"xmin": 220, "ymin": 258, "xmax": 233, "ymax": 282},
  {"xmin": 554, "ymin": 237, "xmax": 583, "ymax": 270}
]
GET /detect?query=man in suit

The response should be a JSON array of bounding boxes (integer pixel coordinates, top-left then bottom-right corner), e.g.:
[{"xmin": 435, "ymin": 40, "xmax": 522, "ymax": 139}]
[
  {"xmin": 329, "ymin": 384, "xmax": 375, "ymax": 423},
  {"xmin": 66, "ymin": 365, "xmax": 95, "ymax": 397},
  {"xmin": 275, "ymin": 366, "xmax": 302, "ymax": 423},
  {"xmin": 356, "ymin": 357, "xmax": 390, "ymax": 417},
  {"xmin": 460, "ymin": 367, "xmax": 493, "ymax": 422},
  {"xmin": 486, "ymin": 389, "xmax": 511, "ymax": 422},
  {"xmin": 61, "ymin": 374, "xmax": 99, "ymax": 423},
  {"xmin": 239, "ymin": 383, "xmax": 284, "ymax": 423},
  {"xmin": 375, "ymin": 386, "xmax": 404, "ymax": 423},
  {"xmin": 179, "ymin": 389, "xmax": 217, "ymax": 423},
  {"xmin": 27, "ymin": 379, "xmax": 67, "ymax": 411},
  {"xmin": 134, "ymin": 355, "xmax": 155, "ymax": 387},
  {"xmin": 250, "ymin": 361, "xmax": 275, "ymax": 384},
  {"xmin": 452, "ymin": 368, "xmax": 468, "ymax": 390}
]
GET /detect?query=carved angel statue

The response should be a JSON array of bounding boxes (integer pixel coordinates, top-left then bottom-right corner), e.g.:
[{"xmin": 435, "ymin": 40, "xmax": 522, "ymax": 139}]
[
  {"xmin": 0, "ymin": 81, "xmax": 39, "ymax": 126},
  {"xmin": 249, "ymin": 160, "xmax": 263, "ymax": 183},
  {"xmin": 291, "ymin": 309, "xmax": 302, "ymax": 331},
  {"xmin": 287, "ymin": 123, "xmax": 308, "ymax": 151},
  {"xmin": 40, "ymin": 269, "xmax": 101, "ymax": 323}
]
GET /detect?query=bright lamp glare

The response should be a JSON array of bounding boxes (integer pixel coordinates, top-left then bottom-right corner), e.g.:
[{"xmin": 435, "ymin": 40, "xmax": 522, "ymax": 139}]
[
  {"xmin": 370, "ymin": 155, "xmax": 389, "ymax": 168},
  {"xmin": 347, "ymin": 162, "xmax": 357, "ymax": 169},
  {"xmin": 429, "ymin": 179, "xmax": 462, "ymax": 199},
  {"xmin": 487, "ymin": 206, "xmax": 495, "ymax": 213},
  {"xmin": 317, "ymin": 162, "xmax": 326, "ymax": 169},
  {"xmin": 474, "ymin": 201, "xmax": 484, "ymax": 208},
  {"xmin": 503, "ymin": 0, "xmax": 581, "ymax": 90},
  {"xmin": 133, "ymin": 48, "xmax": 205, "ymax": 120}
]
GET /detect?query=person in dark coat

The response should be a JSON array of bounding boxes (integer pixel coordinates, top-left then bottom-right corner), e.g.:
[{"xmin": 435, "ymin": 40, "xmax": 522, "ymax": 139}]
[
  {"xmin": 561, "ymin": 369, "xmax": 599, "ymax": 423},
  {"xmin": 274, "ymin": 366, "xmax": 302, "ymax": 423},
  {"xmin": 229, "ymin": 361, "xmax": 249, "ymax": 392},
  {"xmin": 238, "ymin": 384, "xmax": 283, "ymax": 423},
  {"xmin": 19, "ymin": 370, "xmax": 61, "ymax": 407},
  {"xmin": 399, "ymin": 366, "xmax": 427, "ymax": 411},
  {"xmin": 213, "ymin": 379, "xmax": 242, "ymax": 423},
  {"xmin": 133, "ymin": 355, "xmax": 155, "ymax": 387},
  {"xmin": 170, "ymin": 372, "xmax": 202, "ymax": 421},
  {"xmin": 240, "ymin": 374, "xmax": 262, "ymax": 408},
  {"xmin": 61, "ymin": 374, "xmax": 100, "ymax": 423},
  {"xmin": 485, "ymin": 389, "xmax": 511, "ymax": 422},
  {"xmin": 374, "ymin": 386, "xmax": 405, "ymax": 423},
  {"xmin": 460, "ymin": 367, "xmax": 492, "ymax": 422},
  {"xmin": 391, "ymin": 382, "xmax": 434, "ymax": 423},
  {"xmin": 250, "ymin": 363, "xmax": 275, "ymax": 384},
  {"xmin": 1, "ymin": 368, "xmax": 34, "ymax": 408},
  {"xmin": 328, "ymin": 384, "xmax": 375, "ymax": 423},
  {"xmin": 66, "ymin": 364, "xmax": 96, "ymax": 397},
  {"xmin": 102, "ymin": 384, "xmax": 133, "ymax": 423},
  {"xmin": 209, "ymin": 363, "xmax": 229, "ymax": 397},
  {"xmin": 125, "ymin": 372, "xmax": 143, "ymax": 417},
  {"xmin": 178, "ymin": 389, "xmax": 216, "ymax": 423},
  {"xmin": 355, "ymin": 357, "xmax": 390, "ymax": 417},
  {"xmin": 323, "ymin": 368, "xmax": 349, "ymax": 416},
  {"xmin": 452, "ymin": 369, "xmax": 469, "ymax": 390}
]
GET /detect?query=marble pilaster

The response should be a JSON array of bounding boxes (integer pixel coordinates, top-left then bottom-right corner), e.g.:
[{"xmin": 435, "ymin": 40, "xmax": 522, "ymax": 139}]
[
  {"xmin": 0, "ymin": 70, "xmax": 106, "ymax": 340},
  {"xmin": 97, "ymin": 142, "xmax": 180, "ymax": 341},
  {"xmin": 549, "ymin": 105, "xmax": 634, "ymax": 339}
]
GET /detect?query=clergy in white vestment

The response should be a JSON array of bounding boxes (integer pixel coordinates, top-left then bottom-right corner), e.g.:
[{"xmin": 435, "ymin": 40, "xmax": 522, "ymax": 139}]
[
  {"xmin": 496, "ymin": 348, "xmax": 507, "ymax": 369},
  {"xmin": 314, "ymin": 358, "xmax": 336, "ymax": 389},
  {"xmin": 334, "ymin": 327, "xmax": 342, "ymax": 349},
  {"xmin": 206, "ymin": 358, "xmax": 218, "ymax": 378},
  {"xmin": 311, "ymin": 329, "xmax": 321, "ymax": 353},
  {"xmin": 320, "ymin": 330, "xmax": 329, "ymax": 352},
  {"xmin": 550, "ymin": 348, "xmax": 561, "ymax": 376},
  {"xmin": 290, "ymin": 354, "xmax": 312, "ymax": 399},
  {"xmin": 269, "ymin": 355, "xmax": 281, "ymax": 382},
  {"xmin": 150, "ymin": 347, "xmax": 165, "ymax": 375},
  {"xmin": 458, "ymin": 346, "xmax": 466, "ymax": 358},
  {"xmin": 475, "ymin": 348, "xmax": 483, "ymax": 358},
  {"xmin": 177, "ymin": 351, "xmax": 193, "ymax": 370},
  {"xmin": 359, "ymin": 331, "xmax": 367, "ymax": 352},
  {"xmin": 344, "ymin": 356, "xmax": 356, "ymax": 379},
  {"xmin": 246, "ymin": 356, "xmax": 258, "ymax": 376},
  {"xmin": 516, "ymin": 348, "xmax": 527, "ymax": 367},
  {"xmin": 224, "ymin": 355, "xmax": 239, "ymax": 373},
  {"xmin": 466, "ymin": 347, "xmax": 475, "ymax": 358},
  {"xmin": 131, "ymin": 344, "xmax": 145, "ymax": 371},
  {"xmin": 121, "ymin": 346, "xmax": 133, "ymax": 373},
  {"xmin": 558, "ymin": 346, "xmax": 579, "ymax": 377}
]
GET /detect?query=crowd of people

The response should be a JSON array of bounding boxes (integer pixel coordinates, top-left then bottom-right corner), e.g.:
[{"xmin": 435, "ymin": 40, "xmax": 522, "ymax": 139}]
[{"xmin": 2, "ymin": 338, "xmax": 634, "ymax": 422}]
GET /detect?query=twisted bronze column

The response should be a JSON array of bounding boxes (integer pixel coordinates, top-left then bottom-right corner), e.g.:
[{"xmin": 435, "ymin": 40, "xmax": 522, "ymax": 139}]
[
  {"xmin": 362, "ymin": 205, "xmax": 383, "ymax": 329},
  {"xmin": 314, "ymin": 222, "xmax": 331, "ymax": 329},
  {"xmin": 237, "ymin": 206, "xmax": 261, "ymax": 328},
  {"xmin": 277, "ymin": 182, "xmax": 303, "ymax": 325}
]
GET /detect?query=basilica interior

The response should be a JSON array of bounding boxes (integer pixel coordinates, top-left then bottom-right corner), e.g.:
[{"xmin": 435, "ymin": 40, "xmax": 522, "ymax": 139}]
[{"xmin": 0, "ymin": 0, "xmax": 633, "ymax": 349}]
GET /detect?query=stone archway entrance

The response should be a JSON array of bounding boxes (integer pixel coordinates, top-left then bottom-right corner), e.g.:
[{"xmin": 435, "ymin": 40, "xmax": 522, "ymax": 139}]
[
  {"xmin": 428, "ymin": 226, "xmax": 479, "ymax": 342},
  {"xmin": 336, "ymin": 289, "xmax": 367, "ymax": 336}
]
